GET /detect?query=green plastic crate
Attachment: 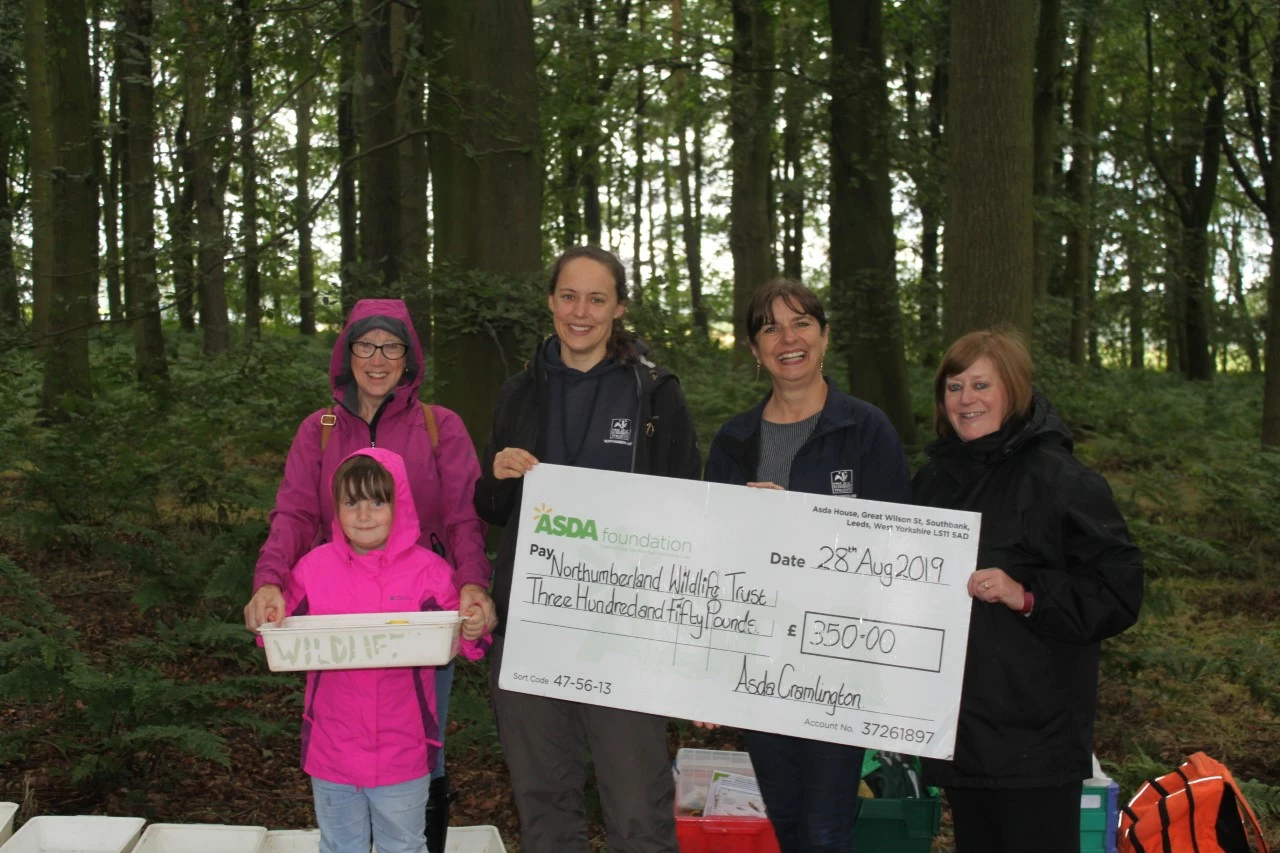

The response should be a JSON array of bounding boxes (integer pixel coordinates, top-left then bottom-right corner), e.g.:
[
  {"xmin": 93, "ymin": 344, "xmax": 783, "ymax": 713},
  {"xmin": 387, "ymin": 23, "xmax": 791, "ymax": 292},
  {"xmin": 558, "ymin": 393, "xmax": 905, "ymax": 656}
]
[
  {"xmin": 1080, "ymin": 780, "xmax": 1119, "ymax": 853},
  {"xmin": 854, "ymin": 796, "xmax": 942, "ymax": 852}
]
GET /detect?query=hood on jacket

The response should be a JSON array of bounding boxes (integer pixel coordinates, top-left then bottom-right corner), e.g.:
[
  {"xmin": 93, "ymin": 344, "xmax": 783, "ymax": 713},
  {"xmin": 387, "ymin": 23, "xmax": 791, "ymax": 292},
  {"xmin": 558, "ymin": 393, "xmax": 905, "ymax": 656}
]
[
  {"xmin": 329, "ymin": 447, "xmax": 423, "ymax": 564},
  {"xmin": 926, "ymin": 389, "xmax": 1072, "ymax": 465},
  {"xmin": 329, "ymin": 299, "xmax": 425, "ymax": 413}
]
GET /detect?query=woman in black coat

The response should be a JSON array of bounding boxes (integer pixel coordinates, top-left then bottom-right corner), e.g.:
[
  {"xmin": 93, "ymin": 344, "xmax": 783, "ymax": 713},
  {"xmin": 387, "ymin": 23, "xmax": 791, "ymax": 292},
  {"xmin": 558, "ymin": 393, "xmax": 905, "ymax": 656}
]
[{"xmin": 912, "ymin": 330, "xmax": 1143, "ymax": 853}]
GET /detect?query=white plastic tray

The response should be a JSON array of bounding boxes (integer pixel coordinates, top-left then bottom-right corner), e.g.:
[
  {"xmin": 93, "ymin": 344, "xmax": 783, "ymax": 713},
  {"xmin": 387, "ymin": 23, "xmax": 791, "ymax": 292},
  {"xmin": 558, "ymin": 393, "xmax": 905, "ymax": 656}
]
[
  {"xmin": 0, "ymin": 815, "xmax": 146, "ymax": 853},
  {"xmin": 259, "ymin": 611, "xmax": 462, "ymax": 671},
  {"xmin": 131, "ymin": 823, "xmax": 266, "ymax": 853},
  {"xmin": 444, "ymin": 826, "xmax": 506, "ymax": 853},
  {"xmin": 0, "ymin": 803, "xmax": 17, "ymax": 844},
  {"xmin": 259, "ymin": 830, "xmax": 318, "ymax": 853}
]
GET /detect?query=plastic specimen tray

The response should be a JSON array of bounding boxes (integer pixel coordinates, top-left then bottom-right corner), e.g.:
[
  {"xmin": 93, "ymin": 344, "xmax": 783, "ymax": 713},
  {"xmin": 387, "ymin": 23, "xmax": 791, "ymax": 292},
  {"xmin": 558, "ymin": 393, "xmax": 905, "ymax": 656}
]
[
  {"xmin": 444, "ymin": 826, "xmax": 507, "ymax": 853},
  {"xmin": 0, "ymin": 803, "xmax": 16, "ymax": 844},
  {"xmin": 258, "ymin": 830, "xmax": 318, "ymax": 853},
  {"xmin": 131, "ymin": 823, "xmax": 266, "ymax": 853},
  {"xmin": 259, "ymin": 611, "xmax": 462, "ymax": 671},
  {"xmin": 0, "ymin": 815, "xmax": 146, "ymax": 853}
]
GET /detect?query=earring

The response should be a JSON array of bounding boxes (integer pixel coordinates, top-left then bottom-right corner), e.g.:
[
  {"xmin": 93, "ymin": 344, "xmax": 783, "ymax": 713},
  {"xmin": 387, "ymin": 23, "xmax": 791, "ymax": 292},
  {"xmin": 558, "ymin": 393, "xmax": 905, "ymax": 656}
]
[
  {"xmin": 820, "ymin": 357, "xmax": 825, "ymax": 374},
  {"xmin": 755, "ymin": 362, "xmax": 761, "ymax": 382}
]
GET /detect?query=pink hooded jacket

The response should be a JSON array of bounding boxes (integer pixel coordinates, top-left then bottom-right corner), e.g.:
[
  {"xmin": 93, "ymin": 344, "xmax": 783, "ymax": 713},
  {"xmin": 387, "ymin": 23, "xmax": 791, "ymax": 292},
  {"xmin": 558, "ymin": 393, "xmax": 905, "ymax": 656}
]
[
  {"xmin": 285, "ymin": 447, "xmax": 489, "ymax": 788},
  {"xmin": 255, "ymin": 298, "xmax": 490, "ymax": 594}
]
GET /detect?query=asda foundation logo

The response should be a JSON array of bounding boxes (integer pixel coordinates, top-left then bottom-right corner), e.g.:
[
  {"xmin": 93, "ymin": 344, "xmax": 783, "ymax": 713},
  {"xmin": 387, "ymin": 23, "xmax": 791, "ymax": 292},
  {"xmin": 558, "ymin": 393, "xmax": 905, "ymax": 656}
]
[{"xmin": 531, "ymin": 503, "xmax": 599, "ymax": 539}]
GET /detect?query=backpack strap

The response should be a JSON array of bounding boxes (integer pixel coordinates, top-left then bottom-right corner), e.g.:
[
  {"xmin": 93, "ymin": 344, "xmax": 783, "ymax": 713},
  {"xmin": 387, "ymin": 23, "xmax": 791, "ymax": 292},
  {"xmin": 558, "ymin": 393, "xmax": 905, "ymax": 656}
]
[
  {"xmin": 320, "ymin": 406, "xmax": 338, "ymax": 451},
  {"xmin": 320, "ymin": 402, "xmax": 438, "ymax": 452},
  {"xmin": 422, "ymin": 401, "xmax": 439, "ymax": 450}
]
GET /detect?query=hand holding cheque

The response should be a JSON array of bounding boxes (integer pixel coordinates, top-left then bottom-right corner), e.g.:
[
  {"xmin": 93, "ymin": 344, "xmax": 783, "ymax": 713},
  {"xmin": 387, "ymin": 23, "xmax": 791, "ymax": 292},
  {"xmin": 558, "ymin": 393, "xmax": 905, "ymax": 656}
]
[{"xmin": 498, "ymin": 463, "xmax": 979, "ymax": 759}]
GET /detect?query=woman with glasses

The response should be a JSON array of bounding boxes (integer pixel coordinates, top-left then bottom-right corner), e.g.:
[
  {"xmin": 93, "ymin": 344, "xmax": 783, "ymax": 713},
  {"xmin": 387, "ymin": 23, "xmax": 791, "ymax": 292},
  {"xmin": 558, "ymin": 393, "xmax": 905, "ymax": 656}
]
[{"xmin": 243, "ymin": 298, "xmax": 496, "ymax": 853}]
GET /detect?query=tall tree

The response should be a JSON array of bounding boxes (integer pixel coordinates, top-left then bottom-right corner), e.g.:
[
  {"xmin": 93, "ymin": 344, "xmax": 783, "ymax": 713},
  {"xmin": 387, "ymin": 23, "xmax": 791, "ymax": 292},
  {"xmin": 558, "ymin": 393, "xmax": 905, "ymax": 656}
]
[
  {"xmin": 24, "ymin": 0, "xmax": 54, "ymax": 339},
  {"xmin": 181, "ymin": 0, "xmax": 234, "ymax": 354},
  {"xmin": 1144, "ymin": 0, "xmax": 1228, "ymax": 381},
  {"xmin": 778, "ymin": 2, "xmax": 811, "ymax": 281},
  {"xmin": 0, "ymin": 0, "xmax": 20, "ymax": 330},
  {"xmin": 830, "ymin": 0, "xmax": 916, "ymax": 444},
  {"xmin": 1064, "ymin": 5, "xmax": 1097, "ymax": 366},
  {"xmin": 944, "ymin": 0, "xmax": 1035, "ymax": 341},
  {"xmin": 728, "ymin": 0, "xmax": 776, "ymax": 356},
  {"xmin": 1032, "ymin": 0, "xmax": 1063, "ymax": 304},
  {"xmin": 295, "ymin": 19, "xmax": 316, "ymax": 336},
  {"xmin": 119, "ymin": 0, "xmax": 168, "ymax": 384},
  {"xmin": 672, "ymin": 0, "xmax": 708, "ymax": 335},
  {"xmin": 399, "ymin": 1, "xmax": 430, "ymax": 346},
  {"xmin": 42, "ymin": 0, "xmax": 100, "ymax": 414},
  {"xmin": 93, "ymin": 5, "xmax": 122, "ymax": 322},
  {"xmin": 356, "ymin": 0, "xmax": 402, "ymax": 299},
  {"xmin": 425, "ymin": 0, "xmax": 541, "ymax": 445},
  {"xmin": 336, "ymin": 0, "xmax": 357, "ymax": 311},
  {"xmin": 1222, "ymin": 0, "xmax": 1280, "ymax": 442},
  {"xmin": 236, "ymin": 0, "xmax": 261, "ymax": 336}
]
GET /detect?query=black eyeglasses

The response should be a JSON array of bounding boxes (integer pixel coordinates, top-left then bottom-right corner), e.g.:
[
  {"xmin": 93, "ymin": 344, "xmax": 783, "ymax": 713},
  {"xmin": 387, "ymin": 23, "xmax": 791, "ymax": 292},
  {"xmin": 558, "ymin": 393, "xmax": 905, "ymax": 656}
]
[{"xmin": 350, "ymin": 340, "xmax": 408, "ymax": 360}]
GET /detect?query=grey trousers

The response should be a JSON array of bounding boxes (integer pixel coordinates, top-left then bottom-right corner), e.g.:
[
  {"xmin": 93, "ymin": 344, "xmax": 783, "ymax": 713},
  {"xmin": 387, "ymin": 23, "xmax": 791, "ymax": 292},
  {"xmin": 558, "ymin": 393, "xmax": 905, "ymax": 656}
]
[{"xmin": 489, "ymin": 636, "xmax": 679, "ymax": 853}]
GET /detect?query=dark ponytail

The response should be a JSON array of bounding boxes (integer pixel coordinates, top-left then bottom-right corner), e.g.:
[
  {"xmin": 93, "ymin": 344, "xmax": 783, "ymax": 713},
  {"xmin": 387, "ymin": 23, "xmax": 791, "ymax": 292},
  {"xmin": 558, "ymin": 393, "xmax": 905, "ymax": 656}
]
[{"xmin": 548, "ymin": 245, "xmax": 642, "ymax": 365}]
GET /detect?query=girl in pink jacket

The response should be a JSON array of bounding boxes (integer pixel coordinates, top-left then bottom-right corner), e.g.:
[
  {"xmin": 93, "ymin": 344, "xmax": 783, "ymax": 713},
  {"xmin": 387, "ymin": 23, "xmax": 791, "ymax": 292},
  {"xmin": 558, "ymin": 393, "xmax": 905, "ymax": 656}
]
[{"xmin": 284, "ymin": 447, "xmax": 490, "ymax": 853}]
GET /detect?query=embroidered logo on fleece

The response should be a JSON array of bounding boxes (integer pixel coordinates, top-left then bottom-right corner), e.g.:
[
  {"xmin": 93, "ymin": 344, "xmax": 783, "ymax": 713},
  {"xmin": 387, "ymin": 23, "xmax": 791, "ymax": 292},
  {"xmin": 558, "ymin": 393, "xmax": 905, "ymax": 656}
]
[
  {"xmin": 829, "ymin": 469, "xmax": 855, "ymax": 497},
  {"xmin": 605, "ymin": 417, "xmax": 633, "ymax": 446}
]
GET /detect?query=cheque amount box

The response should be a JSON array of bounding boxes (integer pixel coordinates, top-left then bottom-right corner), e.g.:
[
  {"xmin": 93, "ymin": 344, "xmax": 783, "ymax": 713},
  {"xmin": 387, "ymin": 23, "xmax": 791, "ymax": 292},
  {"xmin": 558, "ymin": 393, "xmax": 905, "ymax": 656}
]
[{"xmin": 800, "ymin": 612, "xmax": 945, "ymax": 673}]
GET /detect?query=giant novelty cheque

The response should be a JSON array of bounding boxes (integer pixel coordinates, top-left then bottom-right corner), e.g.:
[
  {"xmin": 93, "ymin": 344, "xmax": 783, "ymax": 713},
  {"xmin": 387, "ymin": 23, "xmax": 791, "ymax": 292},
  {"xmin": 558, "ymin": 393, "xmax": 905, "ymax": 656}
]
[{"xmin": 498, "ymin": 464, "xmax": 980, "ymax": 759}]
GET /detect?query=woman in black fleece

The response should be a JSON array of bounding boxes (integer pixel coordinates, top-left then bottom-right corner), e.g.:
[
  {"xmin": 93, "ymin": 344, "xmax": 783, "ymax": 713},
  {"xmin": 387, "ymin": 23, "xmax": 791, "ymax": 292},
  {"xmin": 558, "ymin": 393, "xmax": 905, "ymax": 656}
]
[{"xmin": 474, "ymin": 246, "xmax": 701, "ymax": 853}]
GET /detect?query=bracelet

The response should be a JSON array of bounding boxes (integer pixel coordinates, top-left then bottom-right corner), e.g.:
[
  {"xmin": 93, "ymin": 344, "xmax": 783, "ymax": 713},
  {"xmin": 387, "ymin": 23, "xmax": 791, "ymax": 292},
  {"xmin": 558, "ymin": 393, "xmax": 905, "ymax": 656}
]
[{"xmin": 1019, "ymin": 590, "xmax": 1035, "ymax": 616}]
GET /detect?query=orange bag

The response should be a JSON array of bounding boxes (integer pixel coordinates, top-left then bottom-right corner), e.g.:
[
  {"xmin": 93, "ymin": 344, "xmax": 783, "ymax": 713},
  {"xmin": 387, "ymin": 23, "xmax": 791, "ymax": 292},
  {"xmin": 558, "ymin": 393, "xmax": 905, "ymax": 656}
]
[{"xmin": 1118, "ymin": 752, "xmax": 1268, "ymax": 853}]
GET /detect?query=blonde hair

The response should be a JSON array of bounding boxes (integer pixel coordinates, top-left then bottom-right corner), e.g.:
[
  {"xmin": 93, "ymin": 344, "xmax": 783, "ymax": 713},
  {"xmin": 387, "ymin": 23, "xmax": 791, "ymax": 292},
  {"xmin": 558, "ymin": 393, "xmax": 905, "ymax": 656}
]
[{"xmin": 933, "ymin": 329, "xmax": 1034, "ymax": 438}]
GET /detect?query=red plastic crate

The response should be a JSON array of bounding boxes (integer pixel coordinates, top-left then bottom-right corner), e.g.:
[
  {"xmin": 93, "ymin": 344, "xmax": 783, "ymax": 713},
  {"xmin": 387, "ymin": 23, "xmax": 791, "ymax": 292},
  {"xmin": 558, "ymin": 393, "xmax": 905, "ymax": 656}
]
[{"xmin": 676, "ymin": 816, "xmax": 781, "ymax": 853}]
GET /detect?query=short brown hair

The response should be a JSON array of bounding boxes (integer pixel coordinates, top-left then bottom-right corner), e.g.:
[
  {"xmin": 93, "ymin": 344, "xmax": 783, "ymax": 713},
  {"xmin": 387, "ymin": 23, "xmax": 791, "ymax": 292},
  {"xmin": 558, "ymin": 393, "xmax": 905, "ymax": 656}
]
[
  {"xmin": 745, "ymin": 278, "xmax": 828, "ymax": 345},
  {"xmin": 933, "ymin": 329, "xmax": 1034, "ymax": 438},
  {"xmin": 332, "ymin": 454, "xmax": 395, "ymax": 507}
]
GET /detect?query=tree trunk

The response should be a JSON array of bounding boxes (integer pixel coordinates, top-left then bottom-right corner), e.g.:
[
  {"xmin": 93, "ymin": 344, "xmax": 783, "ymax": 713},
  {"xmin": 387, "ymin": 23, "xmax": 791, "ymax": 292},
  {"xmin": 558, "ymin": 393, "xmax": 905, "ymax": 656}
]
[
  {"xmin": 661, "ymin": 134, "xmax": 679, "ymax": 311},
  {"xmin": 0, "ymin": 0, "xmax": 20, "ymax": 328},
  {"xmin": 1126, "ymin": 240, "xmax": 1145, "ymax": 370},
  {"xmin": 296, "ymin": 20, "xmax": 316, "ymax": 336},
  {"xmin": 631, "ymin": 2, "xmax": 646, "ymax": 301},
  {"xmin": 1032, "ymin": 0, "xmax": 1062, "ymax": 304},
  {"xmin": 42, "ymin": 0, "xmax": 100, "ymax": 416},
  {"xmin": 1264, "ymin": 241, "xmax": 1280, "ymax": 445},
  {"xmin": 728, "ymin": 0, "xmax": 775, "ymax": 357},
  {"xmin": 170, "ymin": 109, "xmax": 197, "ymax": 332},
  {"xmin": 356, "ymin": 0, "xmax": 402, "ymax": 300},
  {"xmin": 1065, "ymin": 8, "xmax": 1095, "ymax": 366},
  {"xmin": 829, "ymin": 0, "xmax": 916, "ymax": 445},
  {"xmin": 672, "ymin": 0, "xmax": 707, "ymax": 335},
  {"xmin": 779, "ymin": 6, "xmax": 810, "ymax": 281},
  {"xmin": 398, "ymin": 1, "xmax": 430, "ymax": 352},
  {"xmin": 120, "ymin": 0, "xmax": 167, "ymax": 384},
  {"xmin": 25, "ymin": 0, "xmax": 54, "ymax": 339},
  {"xmin": 94, "ymin": 6, "xmax": 122, "ymax": 323},
  {"xmin": 425, "ymin": 0, "xmax": 541, "ymax": 447},
  {"xmin": 944, "ymin": 0, "xmax": 1034, "ymax": 342},
  {"xmin": 237, "ymin": 0, "xmax": 260, "ymax": 337},
  {"xmin": 1226, "ymin": 218, "xmax": 1261, "ymax": 372},
  {"xmin": 337, "ymin": 0, "xmax": 357, "ymax": 311}
]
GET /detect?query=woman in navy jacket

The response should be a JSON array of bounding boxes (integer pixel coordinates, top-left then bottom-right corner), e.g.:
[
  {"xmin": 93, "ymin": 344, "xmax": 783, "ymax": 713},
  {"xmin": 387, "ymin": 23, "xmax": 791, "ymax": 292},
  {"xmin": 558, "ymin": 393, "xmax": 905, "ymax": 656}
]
[{"xmin": 703, "ymin": 279, "xmax": 911, "ymax": 853}]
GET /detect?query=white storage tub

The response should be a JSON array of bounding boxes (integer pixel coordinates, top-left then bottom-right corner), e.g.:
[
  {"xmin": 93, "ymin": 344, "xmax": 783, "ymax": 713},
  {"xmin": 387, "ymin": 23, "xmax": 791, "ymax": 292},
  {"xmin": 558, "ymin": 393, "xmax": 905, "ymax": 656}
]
[
  {"xmin": 0, "ymin": 803, "xmax": 17, "ymax": 844},
  {"xmin": 259, "ymin": 612, "xmax": 462, "ymax": 671},
  {"xmin": 131, "ymin": 823, "xmax": 266, "ymax": 853},
  {"xmin": 0, "ymin": 815, "xmax": 146, "ymax": 853},
  {"xmin": 444, "ymin": 826, "xmax": 506, "ymax": 853},
  {"xmin": 673, "ymin": 748, "xmax": 758, "ymax": 815},
  {"xmin": 259, "ymin": 830, "xmax": 318, "ymax": 853}
]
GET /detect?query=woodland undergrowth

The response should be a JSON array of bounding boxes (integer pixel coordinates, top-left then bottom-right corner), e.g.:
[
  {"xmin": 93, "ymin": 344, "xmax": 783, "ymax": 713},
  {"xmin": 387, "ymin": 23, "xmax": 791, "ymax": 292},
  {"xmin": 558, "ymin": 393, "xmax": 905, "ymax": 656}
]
[{"xmin": 2, "ymin": 325, "xmax": 1280, "ymax": 841}]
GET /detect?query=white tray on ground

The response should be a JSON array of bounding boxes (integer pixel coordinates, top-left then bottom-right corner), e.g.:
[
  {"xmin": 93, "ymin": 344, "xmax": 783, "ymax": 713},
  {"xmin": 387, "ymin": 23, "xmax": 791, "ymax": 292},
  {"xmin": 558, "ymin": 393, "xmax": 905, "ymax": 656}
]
[
  {"xmin": 444, "ymin": 826, "xmax": 506, "ymax": 853},
  {"xmin": 259, "ymin": 611, "xmax": 462, "ymax": 671},
  {"xmin": 259, "ymin": 830, "xmax": 318, "ymax": 853},
  {"xmin": 0, "ymin": 803, "xmax": 17, "ymax": 844},
  {"xmin": 131, "ymin": 823, "xmax": 266, "ymax": 853},
  {"xmin": 0, "ymin": 815, "xmax": 146, "ymax": 853}
]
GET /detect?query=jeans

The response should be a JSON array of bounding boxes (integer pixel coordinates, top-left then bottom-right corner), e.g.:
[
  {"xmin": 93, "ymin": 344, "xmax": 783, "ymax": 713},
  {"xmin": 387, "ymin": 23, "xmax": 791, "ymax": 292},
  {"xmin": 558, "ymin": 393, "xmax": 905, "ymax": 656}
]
[
  {"xmin": 432, "ymin": 661, "xmax": 454, "ymax": 779},
  {"xmin": 312, "ymin": 775, "xmax": 430, "ymax": 853},
  {"xmin": 742, "ymin": 730, "xmax": 863, "ymax": 853}
]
